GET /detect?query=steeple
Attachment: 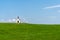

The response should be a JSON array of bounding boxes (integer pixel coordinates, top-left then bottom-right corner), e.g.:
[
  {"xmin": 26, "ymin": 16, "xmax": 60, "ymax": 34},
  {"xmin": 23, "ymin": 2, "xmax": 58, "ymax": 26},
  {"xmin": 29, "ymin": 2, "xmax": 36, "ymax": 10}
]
[{"xmin": 16, "ymin": 16, "xmax": 21, "ymax": 24}]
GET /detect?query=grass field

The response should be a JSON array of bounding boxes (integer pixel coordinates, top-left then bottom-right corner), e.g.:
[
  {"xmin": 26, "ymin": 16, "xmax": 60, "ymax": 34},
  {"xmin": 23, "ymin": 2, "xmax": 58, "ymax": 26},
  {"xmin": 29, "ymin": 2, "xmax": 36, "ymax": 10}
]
[{"xmin": 0, "ymin": 23, "xmax": 59, "ymax": 40}]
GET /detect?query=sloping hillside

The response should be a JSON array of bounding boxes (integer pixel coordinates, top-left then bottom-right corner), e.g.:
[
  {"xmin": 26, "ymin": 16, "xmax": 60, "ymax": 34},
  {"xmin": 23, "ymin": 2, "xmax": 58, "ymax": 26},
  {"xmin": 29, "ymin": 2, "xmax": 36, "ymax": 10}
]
[{"xmin": 0, "ymin": 23, "xmax": 59, "ymax": 40}]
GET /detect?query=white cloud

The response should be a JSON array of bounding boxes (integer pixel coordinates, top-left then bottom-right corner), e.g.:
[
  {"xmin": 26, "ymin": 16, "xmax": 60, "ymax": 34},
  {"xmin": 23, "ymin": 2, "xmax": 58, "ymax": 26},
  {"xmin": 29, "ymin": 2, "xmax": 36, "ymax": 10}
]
[
  {"xmin": 58, "ymin": 10, "xmax": 60, "ymax": 12},
  {"xmin": 49, "ymin": 16, "xmax": 56, "ymax": 19},
  {"xmin": 1, "ymin": 19, "xmax": 4, "ymax": 21},
  {"xmin": 22, "ymin": 18, "xmax": 29, "ymax": 23},
  {"xmin": 8, "ymin": 19, "xmax": 12, "ymax": 22},
  {"xmin": 43, "ymin": 5, "xmax": 60, "ymax": 9},
  {"xmin": 49, "ymin": 16, "xmax": 56, "ymax": 21},
  {"xmin": 8, "ymin": 19, "xmax": 16, "ymax": 22},
  {"xmin": 12, "ymin": 19, "xmax": 16, "ymax": 21}
]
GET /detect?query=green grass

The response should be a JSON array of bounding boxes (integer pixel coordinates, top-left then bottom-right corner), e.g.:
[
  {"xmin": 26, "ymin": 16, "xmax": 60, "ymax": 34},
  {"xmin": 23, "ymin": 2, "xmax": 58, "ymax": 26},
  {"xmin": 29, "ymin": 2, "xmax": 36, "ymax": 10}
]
[{"xmin": 0, "ymin": 23, "xmax": 59, "ymax": 40}]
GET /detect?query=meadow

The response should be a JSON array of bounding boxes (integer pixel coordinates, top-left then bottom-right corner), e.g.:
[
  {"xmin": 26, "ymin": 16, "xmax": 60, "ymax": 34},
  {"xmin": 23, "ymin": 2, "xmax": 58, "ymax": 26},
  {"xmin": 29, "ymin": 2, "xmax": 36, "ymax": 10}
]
[{"xmin": 0, "ymin": 23, "xmax": 59, "ymax": 40}]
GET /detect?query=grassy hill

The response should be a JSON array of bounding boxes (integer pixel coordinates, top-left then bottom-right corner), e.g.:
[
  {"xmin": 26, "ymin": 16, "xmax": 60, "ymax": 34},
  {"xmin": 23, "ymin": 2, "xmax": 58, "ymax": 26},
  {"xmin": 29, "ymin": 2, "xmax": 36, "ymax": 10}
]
[{"xmin": 0, "ymin": 23, "xmax": 59, "ymax": 40}]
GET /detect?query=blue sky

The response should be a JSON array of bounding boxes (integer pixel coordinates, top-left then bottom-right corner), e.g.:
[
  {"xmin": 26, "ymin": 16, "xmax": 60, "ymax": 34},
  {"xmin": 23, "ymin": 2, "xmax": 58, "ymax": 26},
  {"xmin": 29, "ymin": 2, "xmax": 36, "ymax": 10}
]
[{"xmin": 0, "ymin": 0, "xmax": 60, "ymax": 24}]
